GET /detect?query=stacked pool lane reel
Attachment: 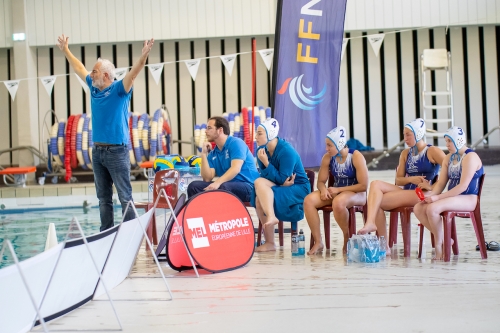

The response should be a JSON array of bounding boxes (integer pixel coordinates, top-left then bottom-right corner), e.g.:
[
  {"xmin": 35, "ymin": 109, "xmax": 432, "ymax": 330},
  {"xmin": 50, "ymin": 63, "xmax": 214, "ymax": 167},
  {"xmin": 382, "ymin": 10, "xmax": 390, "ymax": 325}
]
[
  {"xmin": 193, "ymin": 106, "xmax": 271, "ymax": 156},
  {"xmin": 48, "ymin": 108, "xmax": 172, "ymax": 182}
]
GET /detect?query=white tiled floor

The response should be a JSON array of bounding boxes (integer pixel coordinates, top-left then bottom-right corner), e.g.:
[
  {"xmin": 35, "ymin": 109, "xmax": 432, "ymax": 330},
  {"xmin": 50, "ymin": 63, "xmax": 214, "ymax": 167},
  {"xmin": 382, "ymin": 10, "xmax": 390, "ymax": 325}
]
[{"xmin": 37, "ymin": 166, "xmax": 500, "ymax": 332}]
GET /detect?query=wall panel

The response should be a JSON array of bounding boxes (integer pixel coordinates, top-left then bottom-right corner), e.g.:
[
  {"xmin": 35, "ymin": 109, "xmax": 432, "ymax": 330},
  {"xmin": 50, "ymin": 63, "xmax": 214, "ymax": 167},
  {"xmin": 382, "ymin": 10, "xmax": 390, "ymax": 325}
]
[
  {"xmin": 0, "ymin": 48, "xmax": 12, "ymax": 164},
  {"xmin": 483, "ymin": 25, "xmax": 500, "ymax": 145},
  {"xmin": 349, "ymin": 32, "xmax": 367, "ymax": 145}
]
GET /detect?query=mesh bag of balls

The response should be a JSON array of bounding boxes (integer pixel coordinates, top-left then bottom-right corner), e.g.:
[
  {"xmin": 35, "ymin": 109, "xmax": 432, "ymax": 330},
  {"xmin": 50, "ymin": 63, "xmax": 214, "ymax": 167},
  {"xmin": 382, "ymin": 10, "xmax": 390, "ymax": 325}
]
[{"xmin": 153, "ymin": 154, "xmax": 201, "ymax": 175}]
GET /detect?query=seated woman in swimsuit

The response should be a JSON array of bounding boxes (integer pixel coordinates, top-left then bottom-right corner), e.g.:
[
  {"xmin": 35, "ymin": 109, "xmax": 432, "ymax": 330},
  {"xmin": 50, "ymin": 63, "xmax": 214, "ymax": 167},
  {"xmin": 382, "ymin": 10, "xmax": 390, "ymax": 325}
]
[
  {"xmin": 414, "ymin": 127, "xmax": 484, "ymax": 260},
  {"xmin": 304, "ymin": 126, "xmax": 369, "ymax": 255},
  {"xmin": 252, "ymin": 118, "xmax": 311, "ymax": 252},
  {"xmin": 357, "ymin": 119, "xmax": 446, "ymax": 250}
]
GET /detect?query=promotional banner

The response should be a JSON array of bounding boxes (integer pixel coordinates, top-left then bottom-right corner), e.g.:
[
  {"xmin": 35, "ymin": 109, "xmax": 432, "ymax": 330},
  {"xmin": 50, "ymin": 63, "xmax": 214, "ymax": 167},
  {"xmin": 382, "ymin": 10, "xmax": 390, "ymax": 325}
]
[
  {"xmin": 258, "ymin": 49, "xmax": 274, "ymax": 70},
  {"xmin": 165, "ymin": 191, "xmax": 254, "ymax": 273},
  {"xmin": 40, "ymin": 75, "xmax": 56, "ymax": 97},
  {"xmin": 114, "ymin": 67, "xmax": 128, "ymax": 81},
  {"xmin": 4, "ymin": 80, "xmax": 20, "ymax": 101},
  {"xmin": 272, "ymin": 0, "xmax": 347, "ymax": 167},
  {"xmin": 368, "ymin": 33, "xmax": 385, "ymax": 57},
  {"xmin": 220, "ymin": 54, "xmax": 237, "ymax": 76},
  {"xmin": 148, "ymin": 63, "xmax": 164, "ymax": 85},
  {"xmin": 185, "ymin": 59, "xmax": 201, "ymax": 81}
]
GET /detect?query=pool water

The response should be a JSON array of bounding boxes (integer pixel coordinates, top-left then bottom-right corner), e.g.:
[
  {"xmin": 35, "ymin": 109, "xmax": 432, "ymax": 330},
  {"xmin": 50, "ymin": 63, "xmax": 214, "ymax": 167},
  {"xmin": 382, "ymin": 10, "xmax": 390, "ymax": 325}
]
[{"xmin": 0, "ymin": 206, "xmax": 143, "ymax": 269}]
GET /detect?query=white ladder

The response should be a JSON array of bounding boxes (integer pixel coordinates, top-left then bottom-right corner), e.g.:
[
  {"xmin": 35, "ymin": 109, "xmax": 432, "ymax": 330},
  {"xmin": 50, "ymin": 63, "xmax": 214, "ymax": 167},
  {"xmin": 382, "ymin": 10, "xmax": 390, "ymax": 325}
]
[{"xmin": 420, "ymin": 49, "xmax": 454, "ymax": 143}]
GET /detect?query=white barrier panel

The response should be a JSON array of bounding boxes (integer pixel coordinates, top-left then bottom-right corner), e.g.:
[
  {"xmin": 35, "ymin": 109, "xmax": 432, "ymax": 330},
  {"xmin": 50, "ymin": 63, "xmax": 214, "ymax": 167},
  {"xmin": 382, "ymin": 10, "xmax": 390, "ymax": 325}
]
[
  {"xmin": 94, "ymin": 209, "xmax": 154, "ymax": 298},
  {"xmin": 0, "ymin": 243, "xmax": 64, "ymax": 333},
  {"xmin": 38, "ymin": 227, "xmax": 117, "ymax": 323}
]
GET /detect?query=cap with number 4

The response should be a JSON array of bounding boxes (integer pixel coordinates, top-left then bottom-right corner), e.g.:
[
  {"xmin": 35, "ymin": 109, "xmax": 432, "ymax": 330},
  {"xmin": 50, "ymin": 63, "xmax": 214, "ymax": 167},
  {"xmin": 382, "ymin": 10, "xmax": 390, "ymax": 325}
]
[{"xmin": 259, "ymin": 118, "xmax": 280, "ymax": 142}]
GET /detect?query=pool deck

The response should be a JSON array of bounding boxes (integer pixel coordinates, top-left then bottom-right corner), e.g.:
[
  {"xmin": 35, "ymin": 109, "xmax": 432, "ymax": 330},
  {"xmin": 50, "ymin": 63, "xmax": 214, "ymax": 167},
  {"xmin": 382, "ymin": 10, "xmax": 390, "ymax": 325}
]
[{"xmin": 32, "ymin": 166, "xmax": 500, "ymax": 332}]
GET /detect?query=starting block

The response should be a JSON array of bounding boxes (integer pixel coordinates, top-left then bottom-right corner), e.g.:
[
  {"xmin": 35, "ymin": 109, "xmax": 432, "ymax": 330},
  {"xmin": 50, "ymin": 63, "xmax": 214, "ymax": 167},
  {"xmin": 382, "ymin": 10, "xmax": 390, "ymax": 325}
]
[{"xmin": 0, "ymin": 166, "xmax": 37, "ymax": 187}]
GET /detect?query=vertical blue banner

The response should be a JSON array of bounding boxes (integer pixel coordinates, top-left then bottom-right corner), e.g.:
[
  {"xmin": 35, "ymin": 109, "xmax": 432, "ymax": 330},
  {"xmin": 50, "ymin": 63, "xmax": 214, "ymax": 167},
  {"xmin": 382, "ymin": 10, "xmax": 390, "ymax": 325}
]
[{"xmin": 272, "ymin": 0, "xmax": 347, "ymax": 167}]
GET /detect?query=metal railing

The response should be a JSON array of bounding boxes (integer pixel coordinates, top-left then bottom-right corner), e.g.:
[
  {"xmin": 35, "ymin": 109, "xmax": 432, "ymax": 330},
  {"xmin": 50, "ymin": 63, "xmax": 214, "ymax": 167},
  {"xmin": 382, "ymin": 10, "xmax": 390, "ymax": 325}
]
[
  {"xmin": 471, "ymin": 126, "xmax": 500, "ymax": 150},
  {"xmin": 367, "ymin": 139, "xmax": 405, "ymax": 169}
]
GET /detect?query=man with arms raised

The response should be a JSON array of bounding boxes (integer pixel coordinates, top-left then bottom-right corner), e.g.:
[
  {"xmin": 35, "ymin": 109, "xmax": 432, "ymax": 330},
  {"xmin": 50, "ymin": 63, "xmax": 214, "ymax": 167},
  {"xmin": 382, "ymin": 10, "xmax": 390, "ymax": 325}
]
[
  {"xmin": 57, "ymin": 34, "xmax": 154, "ymax": 231},
  {"xmin": 187, "ymin": 116, "xmax": 259, "ymax": 202}
]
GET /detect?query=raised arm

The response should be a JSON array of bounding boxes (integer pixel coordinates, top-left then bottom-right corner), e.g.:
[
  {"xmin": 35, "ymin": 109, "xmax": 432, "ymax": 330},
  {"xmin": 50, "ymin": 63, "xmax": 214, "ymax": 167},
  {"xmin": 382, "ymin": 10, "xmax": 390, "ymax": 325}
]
[
  {"xmin": 122, "ymin": 39, "xmax": 154, "ymax": 93},
  {"xmin": 56, "ymin": 34, "xmax": 88, "ymax": 81}
]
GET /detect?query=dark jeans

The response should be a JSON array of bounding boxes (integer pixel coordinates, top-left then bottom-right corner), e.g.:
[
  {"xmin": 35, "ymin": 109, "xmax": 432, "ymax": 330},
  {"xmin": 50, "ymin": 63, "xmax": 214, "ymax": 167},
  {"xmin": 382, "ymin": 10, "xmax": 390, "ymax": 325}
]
[
  {"xmin": 187, "ymin": 181, "xmax": 253, "ymax": 203},
  {"xmin": 92, "ymin": 144, "xmax": 134, "ymax": 231}
]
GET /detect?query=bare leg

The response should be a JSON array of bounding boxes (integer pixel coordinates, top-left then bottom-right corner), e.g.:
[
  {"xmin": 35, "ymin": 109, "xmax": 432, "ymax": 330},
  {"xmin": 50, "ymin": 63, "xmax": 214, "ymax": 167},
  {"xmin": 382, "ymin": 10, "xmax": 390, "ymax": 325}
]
[
  {"xmin": 332, "ymin": 191, "xmax": 366, "ymax": 254},
  {"xmin": 304, "ymin": 191, "xmax": 332, "ymax": 255},
  {"xmin": 358, "ymin": 180, "xmax": 392, "ymax": 234},
  {"xmin": 254, "ymin": 178, "xmax": 279, "ymax": 252},
  {"xmin": 254, "ymin": 197, "xmax": 274, "ymax": 249}
]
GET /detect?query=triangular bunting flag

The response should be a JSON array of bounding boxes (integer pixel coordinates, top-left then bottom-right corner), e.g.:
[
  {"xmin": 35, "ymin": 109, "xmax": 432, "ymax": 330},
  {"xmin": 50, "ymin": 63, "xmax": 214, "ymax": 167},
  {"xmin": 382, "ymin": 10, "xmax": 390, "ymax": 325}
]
[
  {"xmin": 185, "ymin": 59, "xmax": 201, "ymax": 81},
  {"xmin": 258, "ymin": 49, "xmax": 274, "ymax": 71},
  {"xmin": 367, "ymin": 33, "xmax": 385, "ymax": 57},
  {"xmin": 40, "ymin": 75, "xmax": 56, "ymax": 97},
  {"xmin": 341, "ymin": 38, "xmax": 349, "ymax": 61},
  {"xmin": 4, "ymin": 80, "xmax": 20, "ymax": 101},
  {"xmin": 114, "ymin": 67, "xmax": 128, "ymax": 81},
  {"xmin": 220, "ymin": 54, "xmax": 237, "ymax": 76},
  {"xmin": 75, "ymin": 73, "xmax": 89, "ymax": 93},
  {"xmin": 148, "ymin": 63, "xmax": 164, "ymax": 85}
]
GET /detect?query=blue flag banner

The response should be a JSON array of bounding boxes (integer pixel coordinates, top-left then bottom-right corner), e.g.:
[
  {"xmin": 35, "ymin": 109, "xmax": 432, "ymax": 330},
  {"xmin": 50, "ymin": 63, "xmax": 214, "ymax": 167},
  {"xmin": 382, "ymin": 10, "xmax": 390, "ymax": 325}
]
[{"xmin": 272, "ymin": 0, "xmax": 347, "ymax": 167}]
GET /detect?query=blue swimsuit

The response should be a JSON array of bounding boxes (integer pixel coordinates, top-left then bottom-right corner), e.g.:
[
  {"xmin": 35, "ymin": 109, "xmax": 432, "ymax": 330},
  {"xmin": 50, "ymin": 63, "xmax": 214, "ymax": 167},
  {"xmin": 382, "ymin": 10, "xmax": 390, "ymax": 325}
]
[
  {"xmin": 329, "ymin": 149, "xmax": 358, "ymax": 187},
  {"xmin": 447, "ymin": 149, "xmax": 484, "ymax": 195},
  {"xmin": 404, "ymin": 145, "xmax": 440, "ymax": 190}
]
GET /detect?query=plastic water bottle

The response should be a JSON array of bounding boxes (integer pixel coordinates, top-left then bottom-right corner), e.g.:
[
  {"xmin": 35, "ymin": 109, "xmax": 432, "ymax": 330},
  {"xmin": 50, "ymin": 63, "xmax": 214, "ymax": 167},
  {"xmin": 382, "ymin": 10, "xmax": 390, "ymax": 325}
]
[
  {"xmin": 291, "ymin": 231, "xmax": 299, "ymax": 256},
  {"xmin": 298, "ymin": 229, "xmax": 305, "ymax": 256},
  {"xmin": 379, "ymin": 236, "xmax": 387, "ymax": 259}
]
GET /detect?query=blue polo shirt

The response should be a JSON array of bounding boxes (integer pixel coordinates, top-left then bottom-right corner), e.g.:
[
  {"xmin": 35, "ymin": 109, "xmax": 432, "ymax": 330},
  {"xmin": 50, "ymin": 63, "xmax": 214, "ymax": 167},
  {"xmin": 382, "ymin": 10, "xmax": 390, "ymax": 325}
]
[
  {"xmin": 207, "ymin": 136, "xmax": 259, "ymax": 185},
  {"xmin": 86, "ymin": 75, "xmax": 132, "ymax": 145}
]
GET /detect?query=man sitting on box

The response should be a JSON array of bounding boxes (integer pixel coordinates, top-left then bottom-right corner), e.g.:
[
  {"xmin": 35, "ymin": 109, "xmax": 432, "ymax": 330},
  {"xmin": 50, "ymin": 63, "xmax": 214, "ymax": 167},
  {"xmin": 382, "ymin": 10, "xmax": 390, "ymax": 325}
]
[{"xmin": 187, "ymin": 116, "xmax": 259, "ymax": 202}]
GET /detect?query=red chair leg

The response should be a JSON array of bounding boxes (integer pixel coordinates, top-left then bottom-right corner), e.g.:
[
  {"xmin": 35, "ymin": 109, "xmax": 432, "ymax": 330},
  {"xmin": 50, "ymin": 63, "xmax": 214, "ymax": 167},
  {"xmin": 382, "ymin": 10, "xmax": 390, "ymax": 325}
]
[
  {"xmin": 257, "ymin": 221, "xmax": 263, "ymax": 246},
  {"xmin": 418, "ymin": 224, "xmax": 424, "ymax": 259},
  {"xmin": 471, "ymin": 210, "xmax": 487, "ymax": 260},
  {"xmin": 310, "ymin": 232, "xmax": 314, "ymax": 250},
  {"xmin": 443, "ymin": 213, "xmax": 453, "ymax": 262},
  {"xmin": 431, "ymin": 232, "xmax": 435, "ymax": 248},
  {"xmin": 362, "ymin": 204, "xmax": 368, "ymax": 225},
  {"xmin": 278, "ymin": 221, "xmax": 284, "ymax": 247},
  {"xmin": 451, "ymin": 217, "xmax": 459, "ymax": 255},
  {"xmin": 323, "ymin": 212, "xmax": 331, "ymax": 250},
  {"xmin": 348, "ymin": 207, "xmax": 356, "ymax": 238},
  {"xmin": 401, "ymin": 210, "xmax": 412, "ymax": 257},
  {"xmin": 389, "ymin": 212, "xmax": 398, "ymax": 247}
]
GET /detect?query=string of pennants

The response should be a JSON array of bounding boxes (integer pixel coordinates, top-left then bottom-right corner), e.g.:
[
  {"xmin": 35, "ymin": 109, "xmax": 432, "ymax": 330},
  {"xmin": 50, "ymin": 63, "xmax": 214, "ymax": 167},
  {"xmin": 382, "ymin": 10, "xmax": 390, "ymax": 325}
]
[
  {"xmin": 1, "ymin": 49, "xmax": 274, "ymax": 102},
  {"xmin": 1, "ymin": 23, "xmax": 456, "ymax": 102}
]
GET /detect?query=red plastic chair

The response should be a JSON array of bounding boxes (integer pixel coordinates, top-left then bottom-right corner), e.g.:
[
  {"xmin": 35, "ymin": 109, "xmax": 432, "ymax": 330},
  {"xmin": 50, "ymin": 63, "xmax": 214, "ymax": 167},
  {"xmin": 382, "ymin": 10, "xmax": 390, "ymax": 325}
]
[
  {"xmin": 134, "ymin": 169, "xmax": 180, "ymax": 249},
  {"xmin": 417, "ymin": 173, "xmax": 486, "ymax": 262},
  {"xmin": 387, "ymin": 173, "xmax": 438, "ymax": 257},
  {"xmin": 310, "ymin": 171, "xmax": 367, "ymax": 250},
  {"xmin": 256, "ymin": 170, "xmax": 316, "ymax": 247}
]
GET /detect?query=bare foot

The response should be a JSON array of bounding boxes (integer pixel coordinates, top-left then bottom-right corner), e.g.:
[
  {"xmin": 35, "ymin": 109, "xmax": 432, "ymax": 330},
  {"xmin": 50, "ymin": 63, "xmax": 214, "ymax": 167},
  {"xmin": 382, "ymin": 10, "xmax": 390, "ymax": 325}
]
[
  {"xmin": 255, "ymin": 242, "xmax": 277, "ymax": 252},
  {"xmin": 307, "ymin": 242, "xmax": 324, "ymax": 255},
  {"xmin": 433, "ymin": 239, "xmax": 454, "ymax": 260},
  {"xmin": 357, "ymin": 223, "xmax": 377, "ymax": 235}
]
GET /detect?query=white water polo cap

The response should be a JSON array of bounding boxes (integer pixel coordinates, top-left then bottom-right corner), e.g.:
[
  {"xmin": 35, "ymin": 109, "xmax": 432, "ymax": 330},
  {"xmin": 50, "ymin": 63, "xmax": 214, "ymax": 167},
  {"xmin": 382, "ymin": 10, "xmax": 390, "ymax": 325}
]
[
  {"xmin": 259, "ymin": 118, "xmax": 280, "ymax": 143},
  {"xmin": 326, "ymin": 126, "xmax": 347, "ymax": 160},
  {"xmin": 404, "ymin": 118, "xmax": 426, "ymax": 143},
  {"xmin": 445, "ymin": 126, "xmax": 466, "ymax": 161}
]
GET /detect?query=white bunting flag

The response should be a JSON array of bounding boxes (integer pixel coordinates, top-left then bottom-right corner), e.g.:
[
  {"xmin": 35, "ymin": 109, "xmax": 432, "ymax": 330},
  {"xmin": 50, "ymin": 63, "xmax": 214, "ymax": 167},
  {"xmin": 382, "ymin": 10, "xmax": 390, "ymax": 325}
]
[
  {"xmin": 258, "ymin": 49, "xmax": 274, "ymax": 71},
  {"xmin": 114, "ymin": 67, "xmax": 128, "ymax": 81},
  {"xmin": 148, "ymin": 63, "xmax": 164, "ymax": 85},
  {"xmin": 40, "ymin": 75, "xmax": 56, "ymax": 97},
  {"xmin": 367, "ymin": 33, "xmax": 385, "ymax": 57},
  {"xmin": 75, "ymin": 73, "xmax": 89, "ymax": 93},
  {"xmin": 185, "ymin": 59, "xmax": 201, "ymax": 81},
  {"xmin": 4, "ymin": 80, "xmax": 20, "ymax": 101},
  {"xmin": 341, "ymin": 38, "xmax": 349, "ymax": 61},
  {"xmin": 220, "ymin": 54, "xmax": 237, "ymax": 76}
]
